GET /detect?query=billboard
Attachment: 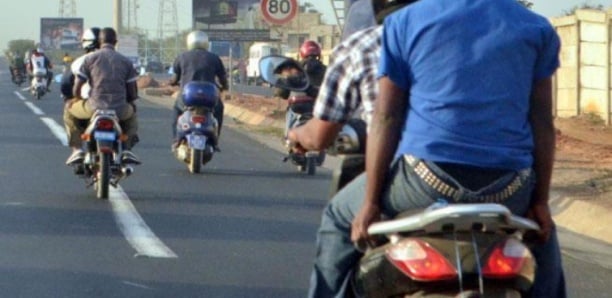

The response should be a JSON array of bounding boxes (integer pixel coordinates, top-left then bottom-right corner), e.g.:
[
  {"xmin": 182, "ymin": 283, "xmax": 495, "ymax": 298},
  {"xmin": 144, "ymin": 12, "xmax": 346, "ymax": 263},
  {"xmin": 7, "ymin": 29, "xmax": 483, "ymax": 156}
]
[
  {"xmin": 40, "ymin": 18, "xmax": 84, "ymax": 50},
  {"xmin": 193, "ymin": 0, "xmax": 279, "ymax": 41}
]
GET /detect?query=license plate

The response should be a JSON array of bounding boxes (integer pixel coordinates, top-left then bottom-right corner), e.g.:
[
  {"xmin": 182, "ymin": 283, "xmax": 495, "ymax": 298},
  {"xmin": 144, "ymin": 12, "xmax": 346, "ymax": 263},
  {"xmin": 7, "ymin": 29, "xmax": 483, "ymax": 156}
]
[
  {"xmin": 187, "ymin": 134, "xmax": 207, "ymax": 150},
  {"xmin": 94, "ymin": 131, "xmax": 116, "ymax": 141}
]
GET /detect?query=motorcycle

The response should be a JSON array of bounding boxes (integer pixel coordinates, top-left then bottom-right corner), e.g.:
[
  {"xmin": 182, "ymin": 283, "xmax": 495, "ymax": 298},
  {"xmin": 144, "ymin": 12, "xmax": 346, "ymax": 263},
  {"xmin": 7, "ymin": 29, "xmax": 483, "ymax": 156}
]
[
  {"xmin": 11, "ymin": 67, "xmax": 25, "ymax": 86},
  {"xmin": 258, "ymin": 55, "xmax": 325, "ymax": 175},
  {"xmin": 30, "ymin": 70, "xmax": 47, "ymax": 100},
  {"xmin": 173, "ymin": 81, "xmax": 220, "ymax": 174},
  {"xmin": 352, "ymin": 202, "xmax": 540, "ymax": 297},
  {"xmin": 69, "ymin": 110, "xmax": 136, "ymax": 199}
]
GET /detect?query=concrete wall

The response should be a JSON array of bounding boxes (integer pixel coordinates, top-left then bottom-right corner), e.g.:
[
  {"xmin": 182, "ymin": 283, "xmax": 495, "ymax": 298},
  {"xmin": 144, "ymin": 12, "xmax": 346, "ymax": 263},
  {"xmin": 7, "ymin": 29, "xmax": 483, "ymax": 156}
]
[{"xmin": 552, "ymin": 9, "xmax": 612, "ymax": 124}]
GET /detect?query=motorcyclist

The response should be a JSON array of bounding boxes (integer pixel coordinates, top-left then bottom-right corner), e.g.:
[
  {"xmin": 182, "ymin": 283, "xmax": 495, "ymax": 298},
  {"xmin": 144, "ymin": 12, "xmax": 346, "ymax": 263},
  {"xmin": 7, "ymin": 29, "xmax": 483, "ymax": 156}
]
[
  {"xmin": 288, "ymin": 0, "xmax": 405, "ymax": 168},
  {"xmin": 273, "ymin": 58, "xmax": 319, "ymax": 139},
  {"xmin": 27, "ymin": 47, "xmax": 53, "ymax": 92},
  {"xmin": 168, "ymin": 30, "xmax": 228, "ymax": 152},
  {"xmin": 60, "ymin": 27, "xmax": 101, "ymax": 100},
  {"xmin": 303, "ymin": 0, "xmax": 566, "ymax": 297},
  {"xmin": 273, "ymin": 40, "xmax": 326, "ymax": 100},
  {"xmin": 8, "ymin": 51, "xmax": 25, "ymax": 85},
  {"xmin": 64, "ymin": 27, "xmax": 140, "ymax": 165}
]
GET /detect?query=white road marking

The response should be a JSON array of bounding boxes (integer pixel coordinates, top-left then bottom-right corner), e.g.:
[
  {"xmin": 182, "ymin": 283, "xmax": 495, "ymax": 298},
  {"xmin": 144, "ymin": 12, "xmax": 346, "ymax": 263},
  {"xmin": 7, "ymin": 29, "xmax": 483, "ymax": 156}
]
[
  {"xmin": 23, "ymin": 101, "xmax": 45, "ymax": 115},
  {"xmin": 13, "ymin": 91, "xmax": 26, "ymax": 100},
  {"xmin": 21, "ymin": 87, "xmax": 30, "ymax": 92},
  {"xmin": 14, "ymin": 91, "xmax": 177, "ymax": 259},
  {"xmin": 40, "ymin": 117, "xmax": 68, "ymax": 146},
  {"xmin": 109, "ymin": 187, "xmax": 178, "ymax": 258}
]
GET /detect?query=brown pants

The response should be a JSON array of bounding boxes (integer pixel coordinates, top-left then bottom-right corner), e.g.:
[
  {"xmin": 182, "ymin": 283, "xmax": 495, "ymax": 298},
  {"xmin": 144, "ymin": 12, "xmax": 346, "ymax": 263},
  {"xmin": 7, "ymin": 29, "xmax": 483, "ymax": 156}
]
[{"xmin": 63, "ymin": 99, "xmax": 138, "ymax": 149}]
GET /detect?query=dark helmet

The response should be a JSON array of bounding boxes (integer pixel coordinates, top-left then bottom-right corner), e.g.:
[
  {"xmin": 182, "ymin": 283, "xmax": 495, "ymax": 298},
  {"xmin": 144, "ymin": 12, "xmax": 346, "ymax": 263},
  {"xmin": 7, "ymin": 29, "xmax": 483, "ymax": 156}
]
[
  {"xmin": 82, "ymin": 27, "xmax": 101, "ymax": 52},
  {"xmin": 273, "ymin": 58, "xmax": 301, "ymax": 74},
  {"xmin": 299, "ymin": 40, "xmax": 321, "ymax": 59},
  {"xmin": 181, "ymin": 81, "xmax": 219, "ymax": 109},
  {"xmin": 371, "ymin": 0, "xmax": 419, "ymax": 24}
]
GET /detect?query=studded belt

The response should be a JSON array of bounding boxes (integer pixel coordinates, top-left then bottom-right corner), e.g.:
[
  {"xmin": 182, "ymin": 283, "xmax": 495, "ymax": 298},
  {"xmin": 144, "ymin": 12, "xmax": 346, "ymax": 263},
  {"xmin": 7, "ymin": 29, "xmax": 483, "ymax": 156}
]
[{"xmin": 403, "ymin": 155, "xmax": 526, "ymax": 203}]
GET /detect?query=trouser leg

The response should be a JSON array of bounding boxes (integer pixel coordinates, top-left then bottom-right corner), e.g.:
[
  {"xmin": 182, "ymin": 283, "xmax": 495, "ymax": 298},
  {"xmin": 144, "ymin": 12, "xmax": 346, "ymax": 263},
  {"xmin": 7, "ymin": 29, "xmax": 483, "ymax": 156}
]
[
  {"xmin": 214, "ymin": 99, "xmax": 224, "ymax": 137},
  {"xmin": 64, "ymin": 99, "xmax": 92, "ymax": 148},
  {"xmin": 172, "ymin": 99, "xmax": 184, "ymax": 141},
  {"xmin": 116, "ymin": 104, "xmax": 137, "ymax": 150},
  {"xmin": 529, "ymin": 227, "xmax": 567, "ymax": 297}
]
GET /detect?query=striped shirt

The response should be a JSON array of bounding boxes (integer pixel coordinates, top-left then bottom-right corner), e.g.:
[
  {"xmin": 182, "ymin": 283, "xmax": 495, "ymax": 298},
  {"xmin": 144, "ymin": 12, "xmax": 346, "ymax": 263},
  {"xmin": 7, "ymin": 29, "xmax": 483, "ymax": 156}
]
[{"xmin": 313, "ymin": 26, "xmax": 381, "ymax": 128}]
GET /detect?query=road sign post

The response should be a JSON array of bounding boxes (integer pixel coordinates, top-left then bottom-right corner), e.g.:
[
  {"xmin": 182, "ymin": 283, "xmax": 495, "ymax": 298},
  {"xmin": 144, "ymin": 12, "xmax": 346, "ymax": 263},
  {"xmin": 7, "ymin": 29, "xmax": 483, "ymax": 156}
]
[{"xmin": 260, "ymin": 0, "xmax": 298, "ymax": 26}]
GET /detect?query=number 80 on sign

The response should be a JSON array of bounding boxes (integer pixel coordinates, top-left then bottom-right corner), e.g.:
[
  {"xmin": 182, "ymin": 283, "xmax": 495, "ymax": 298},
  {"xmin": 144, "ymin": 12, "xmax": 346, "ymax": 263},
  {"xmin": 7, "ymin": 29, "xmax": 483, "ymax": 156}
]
[{"xmin": 260, "ymin": 0, "xmax": 298, "ymax": 25}]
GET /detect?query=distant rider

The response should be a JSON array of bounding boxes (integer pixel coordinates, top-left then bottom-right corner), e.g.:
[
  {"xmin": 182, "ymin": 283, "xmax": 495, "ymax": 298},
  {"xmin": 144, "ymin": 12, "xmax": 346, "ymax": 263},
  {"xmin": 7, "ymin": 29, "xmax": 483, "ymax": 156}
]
[
  {"xmin": 27, "ymin": 47, "xmax": 53, "ymax": 92},
  {"xmin": 168, "ymin": 30, "xmax": 228, "ymax": 151}
]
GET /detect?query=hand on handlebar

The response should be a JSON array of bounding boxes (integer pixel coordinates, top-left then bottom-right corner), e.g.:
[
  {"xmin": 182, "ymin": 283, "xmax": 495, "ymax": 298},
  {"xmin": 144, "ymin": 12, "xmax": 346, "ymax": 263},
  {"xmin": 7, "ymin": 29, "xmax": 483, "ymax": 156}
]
[{"xmin": 286, "ymin": 129, "xmax": 307, "ymax": 154}]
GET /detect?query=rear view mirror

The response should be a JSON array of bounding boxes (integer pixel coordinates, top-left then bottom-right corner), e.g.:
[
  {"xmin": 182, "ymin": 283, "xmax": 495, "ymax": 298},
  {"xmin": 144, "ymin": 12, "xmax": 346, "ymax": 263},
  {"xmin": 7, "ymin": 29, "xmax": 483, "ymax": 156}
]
[{"xmin": 258, "ymin": 55, "xmax": 309, "ymax": 91}]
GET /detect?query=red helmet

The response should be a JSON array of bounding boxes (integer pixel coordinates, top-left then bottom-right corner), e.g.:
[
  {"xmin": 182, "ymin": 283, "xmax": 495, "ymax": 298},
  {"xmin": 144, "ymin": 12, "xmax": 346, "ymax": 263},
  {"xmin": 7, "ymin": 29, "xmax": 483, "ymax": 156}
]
[{"xmin": 299, "ymin": 40, "xmax": 321, "ymax": 59}]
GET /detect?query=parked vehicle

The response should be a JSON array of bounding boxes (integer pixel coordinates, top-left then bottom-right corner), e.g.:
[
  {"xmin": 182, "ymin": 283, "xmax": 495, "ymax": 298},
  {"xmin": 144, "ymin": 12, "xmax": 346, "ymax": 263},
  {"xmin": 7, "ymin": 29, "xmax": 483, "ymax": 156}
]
[
  {"xmin": 259, "ymin": 55, "xmax": 324, "ymax": 175},
  {"xmin": 353, "ymin": 202, "xmax": 540, "ymax": 297},
  {"xmin": 247, "ymin": 43, "xmax": 289, "ymax": 85},
  {"xmin": 173, "ymin": 81, "xmax": 220, "ymax": 174},
  {"xmin": 30, "ymin": 70, "xmax": 47, "ymax": 100},
  {"xmin": 68, "ymin": 110, "xmax": 137, "ymax": 199}
]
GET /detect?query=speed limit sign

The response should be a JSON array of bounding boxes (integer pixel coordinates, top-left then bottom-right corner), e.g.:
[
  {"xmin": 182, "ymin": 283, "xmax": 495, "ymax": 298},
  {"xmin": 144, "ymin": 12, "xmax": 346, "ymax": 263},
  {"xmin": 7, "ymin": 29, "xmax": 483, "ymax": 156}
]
[{"xmin": 260, "ymin": 0, "xmax": 298, "ymax": 25}]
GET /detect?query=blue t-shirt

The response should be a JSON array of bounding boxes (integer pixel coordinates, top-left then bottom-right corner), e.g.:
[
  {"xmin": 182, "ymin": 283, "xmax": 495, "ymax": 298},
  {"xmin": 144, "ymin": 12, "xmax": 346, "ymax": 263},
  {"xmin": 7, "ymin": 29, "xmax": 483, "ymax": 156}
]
[{"xmin": 379, "ymin": 0, "xmax": 560, "ymax": 170}]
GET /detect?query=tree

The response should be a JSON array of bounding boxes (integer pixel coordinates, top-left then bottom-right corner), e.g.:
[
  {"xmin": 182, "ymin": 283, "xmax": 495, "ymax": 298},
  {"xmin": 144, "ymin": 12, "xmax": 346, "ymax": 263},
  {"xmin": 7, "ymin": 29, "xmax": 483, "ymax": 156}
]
[
  {"xmin": 563, "ymin": 3, "xmax": 605, "ymax": 16},
  {"xmin": 4, "ymin": 39, "xmax": 36, "ymax": 60}
]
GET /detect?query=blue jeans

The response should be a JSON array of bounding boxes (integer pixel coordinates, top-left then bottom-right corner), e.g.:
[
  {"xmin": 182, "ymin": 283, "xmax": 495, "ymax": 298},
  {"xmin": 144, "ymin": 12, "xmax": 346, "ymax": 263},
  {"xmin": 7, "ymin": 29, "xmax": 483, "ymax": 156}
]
[{"xmin": 307, "ymin": 156, "xmax": 566, "ymax": 298}]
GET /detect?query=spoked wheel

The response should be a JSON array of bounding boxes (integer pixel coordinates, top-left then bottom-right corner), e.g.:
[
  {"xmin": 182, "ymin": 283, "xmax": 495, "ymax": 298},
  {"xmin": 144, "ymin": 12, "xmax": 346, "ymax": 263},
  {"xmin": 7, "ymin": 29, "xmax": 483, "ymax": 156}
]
[
  {"xmin": 189, "ymin": 149, "xmax": 203, "ymax": 174},
  {"xmin": 96, "ymin": 152, "xmax": 111, "ymax": 199}
]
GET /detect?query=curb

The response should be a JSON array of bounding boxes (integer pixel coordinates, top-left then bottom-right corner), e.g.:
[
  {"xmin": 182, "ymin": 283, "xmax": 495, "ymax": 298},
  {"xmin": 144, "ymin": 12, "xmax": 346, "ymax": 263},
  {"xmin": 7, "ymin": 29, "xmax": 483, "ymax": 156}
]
[{"xmin": 139, "ymin": 91, "xmax": 612, "ymax": 245}]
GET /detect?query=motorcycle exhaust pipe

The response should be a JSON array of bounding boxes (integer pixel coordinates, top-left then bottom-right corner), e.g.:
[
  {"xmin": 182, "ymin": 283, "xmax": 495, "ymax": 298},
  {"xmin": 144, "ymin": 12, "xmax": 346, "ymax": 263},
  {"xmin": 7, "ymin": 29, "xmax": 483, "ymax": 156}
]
[{"xmin": 121, "ymin": 166, "xmax": 134, "ymax": 177}]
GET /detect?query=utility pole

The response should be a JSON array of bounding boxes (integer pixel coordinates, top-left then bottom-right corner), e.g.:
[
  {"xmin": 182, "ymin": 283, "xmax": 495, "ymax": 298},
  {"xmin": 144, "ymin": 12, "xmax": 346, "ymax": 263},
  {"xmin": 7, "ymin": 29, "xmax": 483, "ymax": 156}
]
[
  {"xmin": 58, "ymin": 0, "xmax": 77, "ymax": 17},
  {"xmin": 124, "ymin": 0, "xmax": 139, "ymax": 33},
  {"xmin": 157, "ymin": 0, "xmax": 179, "ymax": 65},
  {"xmin": 114, "ymin": 0, "xmax": 122, "ymax": 33}
]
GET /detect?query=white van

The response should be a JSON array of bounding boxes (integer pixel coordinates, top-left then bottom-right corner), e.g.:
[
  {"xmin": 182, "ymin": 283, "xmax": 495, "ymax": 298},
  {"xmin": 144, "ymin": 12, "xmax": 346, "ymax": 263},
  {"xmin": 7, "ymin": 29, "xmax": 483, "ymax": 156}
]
[{"xmin": 247, "ymin": 42, "xmax": 289, "ymax": 85}]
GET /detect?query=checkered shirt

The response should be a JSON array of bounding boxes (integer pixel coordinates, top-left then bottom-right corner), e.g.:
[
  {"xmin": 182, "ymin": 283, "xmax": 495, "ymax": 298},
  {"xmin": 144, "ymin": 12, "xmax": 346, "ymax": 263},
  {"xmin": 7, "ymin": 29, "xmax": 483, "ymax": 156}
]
[{"xmin": 313, "ymin": 26, "xmax": 382, "ymax": 128}]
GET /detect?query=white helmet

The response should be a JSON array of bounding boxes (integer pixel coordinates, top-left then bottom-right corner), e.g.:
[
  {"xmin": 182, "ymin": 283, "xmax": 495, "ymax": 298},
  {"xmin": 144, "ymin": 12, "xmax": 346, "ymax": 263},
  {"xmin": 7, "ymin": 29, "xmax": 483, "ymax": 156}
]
[
  {"xmin": 36, "ymin": 47, "xmax": 44, "ymax": 54},
  {"xmin": 186, "ymin": 30, "xmax": 209, "ymax": 51},
  {"xmin": 81, "ymin": 27, "xmax": 101, "ymax": 52}
]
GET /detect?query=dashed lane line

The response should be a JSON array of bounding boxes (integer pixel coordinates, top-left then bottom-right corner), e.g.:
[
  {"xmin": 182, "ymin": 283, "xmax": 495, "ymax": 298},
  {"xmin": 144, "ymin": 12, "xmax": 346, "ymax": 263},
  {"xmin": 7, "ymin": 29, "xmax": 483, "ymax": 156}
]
[{"xmin": 14, "ymin": 91, "xmax": 178, "ymax": 258}]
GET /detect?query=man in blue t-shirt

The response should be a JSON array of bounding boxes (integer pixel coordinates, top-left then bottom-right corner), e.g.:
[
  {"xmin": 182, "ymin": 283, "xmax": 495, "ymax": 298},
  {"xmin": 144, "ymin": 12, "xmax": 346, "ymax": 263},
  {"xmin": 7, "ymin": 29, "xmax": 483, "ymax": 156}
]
[{"xmin": 307, "ymin": 0, "xmax": 565, "ymax": 297}]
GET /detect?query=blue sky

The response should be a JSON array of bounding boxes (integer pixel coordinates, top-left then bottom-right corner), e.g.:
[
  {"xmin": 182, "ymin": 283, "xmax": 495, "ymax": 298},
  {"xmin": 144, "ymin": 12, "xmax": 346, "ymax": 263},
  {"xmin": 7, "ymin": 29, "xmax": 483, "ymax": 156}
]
[{"xmin": 0, "ymin": 0, "xmax": 609, "ymax": 50}]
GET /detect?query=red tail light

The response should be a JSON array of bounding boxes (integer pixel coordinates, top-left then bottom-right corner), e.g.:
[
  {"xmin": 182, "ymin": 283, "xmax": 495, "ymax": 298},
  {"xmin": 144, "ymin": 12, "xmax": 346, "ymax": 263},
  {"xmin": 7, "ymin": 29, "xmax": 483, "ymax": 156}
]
[
  {"xmin": 96, "ymin": 119, "xmax": 115, "ymax": 131},
  {"xmin": 385, "ymin": 239, "xmax": 457, "ymax": 281},
  {"xmin": 482, "ymin": 238, "xmax": 531, "ymax": 279},
  {"xmin": 191, "ymin": 115, "xmax": 206, "ymax": 124}
]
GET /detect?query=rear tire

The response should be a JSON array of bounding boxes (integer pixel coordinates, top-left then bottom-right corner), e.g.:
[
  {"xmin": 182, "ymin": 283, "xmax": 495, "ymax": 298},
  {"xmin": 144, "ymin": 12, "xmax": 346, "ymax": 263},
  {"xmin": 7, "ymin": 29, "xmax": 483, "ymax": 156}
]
[
  {"xmin": 189, "ymin": 149, "xmax": 202, "ymax": 174},
  {"xmin": 306, "ymin": 156, "xmax": 316, "ymax": 176},
  {"xmin": 97, "ymin": 153, "xmax": 111, "ymax": 199}
]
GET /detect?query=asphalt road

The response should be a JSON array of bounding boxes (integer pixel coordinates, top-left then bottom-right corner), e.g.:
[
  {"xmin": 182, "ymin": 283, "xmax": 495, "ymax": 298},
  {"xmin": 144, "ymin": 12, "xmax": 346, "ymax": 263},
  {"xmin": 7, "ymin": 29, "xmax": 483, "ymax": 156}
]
[{"xmin": 0, "ymin": 65, "xmax": 610, "ymax": 297}]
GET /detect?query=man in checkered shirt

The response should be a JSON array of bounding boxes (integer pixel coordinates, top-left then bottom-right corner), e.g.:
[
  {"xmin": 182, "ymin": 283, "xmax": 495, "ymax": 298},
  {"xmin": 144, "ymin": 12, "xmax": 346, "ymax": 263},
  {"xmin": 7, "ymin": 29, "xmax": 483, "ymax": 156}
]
[{"xmin": 287, "ymin": 3, "xmax": 397, "ymax": 152}]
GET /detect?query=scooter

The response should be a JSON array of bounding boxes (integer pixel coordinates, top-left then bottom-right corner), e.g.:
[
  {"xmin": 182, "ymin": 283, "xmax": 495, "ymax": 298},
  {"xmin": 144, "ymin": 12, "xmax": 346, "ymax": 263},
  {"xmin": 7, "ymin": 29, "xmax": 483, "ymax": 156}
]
[
  {"xmin": 69, "ymin": 110, "xmax": 137, "ymax": 199},
  {"xmin": 353, "ymin": 202, "xmax": 540, "ymax": 297},
  {"xmin": 173, "ymin": 81, "xmax": 220, "ymax": 174},
  {"xmin": 258, "ymin": 55, "xmax": 325, "ymax": 175},
  {"xmin": 30, "ymin": 70, "xmax": 47, "ymax": 100}
]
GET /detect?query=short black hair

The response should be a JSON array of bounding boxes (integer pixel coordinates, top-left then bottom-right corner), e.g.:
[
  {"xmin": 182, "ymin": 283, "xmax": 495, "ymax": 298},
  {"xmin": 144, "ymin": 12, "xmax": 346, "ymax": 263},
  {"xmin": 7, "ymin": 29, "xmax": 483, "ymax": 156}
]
[{"xmin": 100, "ymin": 27, "xmax": 118, "ymax": 45}]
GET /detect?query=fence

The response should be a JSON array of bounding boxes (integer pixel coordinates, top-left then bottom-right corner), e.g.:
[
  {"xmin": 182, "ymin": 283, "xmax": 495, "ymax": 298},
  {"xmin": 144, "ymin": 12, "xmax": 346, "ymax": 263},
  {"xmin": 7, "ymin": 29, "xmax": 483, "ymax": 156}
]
[{"xmin": 552, "ymin": 9, "xmax": 612, "ymax": 125}]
